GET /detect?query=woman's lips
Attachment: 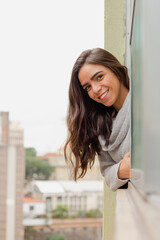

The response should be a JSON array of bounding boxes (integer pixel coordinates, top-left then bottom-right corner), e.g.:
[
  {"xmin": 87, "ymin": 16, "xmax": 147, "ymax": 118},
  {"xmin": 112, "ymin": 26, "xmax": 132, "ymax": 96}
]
[{"xmin": 99, "ymin": 89, "xmax": 109, "ymax": 100}]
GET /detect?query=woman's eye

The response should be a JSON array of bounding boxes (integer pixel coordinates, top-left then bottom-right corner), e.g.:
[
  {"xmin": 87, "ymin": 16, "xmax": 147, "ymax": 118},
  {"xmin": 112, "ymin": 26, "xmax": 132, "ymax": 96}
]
[
  {"xmin": 97, "ymin": 75, "xmax": 103, "ymax": 81},
  {"xmin": 84, "ymin": 85, "xmax": 91, "ymax": 92}
]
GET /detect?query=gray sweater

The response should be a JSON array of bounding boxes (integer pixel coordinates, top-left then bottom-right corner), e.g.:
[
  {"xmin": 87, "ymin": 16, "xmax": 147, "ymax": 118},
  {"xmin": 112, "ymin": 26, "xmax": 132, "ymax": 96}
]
[{"xmin": 98, "ymin": 92, "xmax": 131, "ymax": 191}]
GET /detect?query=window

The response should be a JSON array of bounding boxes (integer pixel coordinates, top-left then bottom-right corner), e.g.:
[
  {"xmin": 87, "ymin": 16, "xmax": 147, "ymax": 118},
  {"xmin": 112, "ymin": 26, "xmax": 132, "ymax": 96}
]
[
  {"xmin": 131, "ymin": 0, "xmax": 160, "ymax": 193},
  {"xmin": 46, "ymin": 196, "xmax": 52, "ymax": 212},
  {"xmin": 57, "ymin": 196, "xmax": 62, "ymax": 203},
  {"xmin": 97, "ymin": 195, "xmax": 103, "ymax": 211},
  {"xmin": 29, "ymin": 205, "xmax": 34, "ymax": 211}
]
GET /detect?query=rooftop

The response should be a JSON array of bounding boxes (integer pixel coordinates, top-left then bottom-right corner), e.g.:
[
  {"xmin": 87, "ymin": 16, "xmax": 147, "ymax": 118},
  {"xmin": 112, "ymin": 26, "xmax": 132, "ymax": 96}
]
[
  {"xmin": 40, "ymin": 152, "xmax": 63, "ymax": 159},
  {"xmin": 34, "ymin": 180, "xmax": 103, "ymax": 194},
  {"xmin": 24, "ymin": 196, "xmax": 44, "ymax": 203},
  {"xmin": 35, "ymin": 180, "xmax": 64, "ymax": 194}
]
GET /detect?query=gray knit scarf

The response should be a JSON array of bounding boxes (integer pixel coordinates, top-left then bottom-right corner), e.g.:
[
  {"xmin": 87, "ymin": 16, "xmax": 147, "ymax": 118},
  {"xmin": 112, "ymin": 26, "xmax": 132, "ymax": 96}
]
[{"xmin": 99, "ymin": 92, "xmax": 130, "ymax": 152}]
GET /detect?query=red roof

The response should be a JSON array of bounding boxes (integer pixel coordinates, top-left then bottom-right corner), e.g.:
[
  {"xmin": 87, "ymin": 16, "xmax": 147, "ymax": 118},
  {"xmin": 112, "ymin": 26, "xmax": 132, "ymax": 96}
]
[
  {"xmin": 40, "ymin": 152, "xmax": 63, "ymax": 159},
  {"xmin": 24, "ymin": 197, "xmax": 44, "ymax": 203}
]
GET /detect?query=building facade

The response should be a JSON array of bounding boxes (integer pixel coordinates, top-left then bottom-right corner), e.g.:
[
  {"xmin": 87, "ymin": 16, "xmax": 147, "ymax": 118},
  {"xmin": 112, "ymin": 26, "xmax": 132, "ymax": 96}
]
[
  {"xmin": 41, "ymin": 152, "xmax": 102, "ymax": 181},
  {"xmin": 9, "ymin": 122, "xmax": 24, "ymax": 146},
  {"xmin": 0, "ymin": 112, "xmax": 25, "ymax": 240},
  {"xmin": 25, "ymin": 180, "xmax": 103, "ymax": 214}
]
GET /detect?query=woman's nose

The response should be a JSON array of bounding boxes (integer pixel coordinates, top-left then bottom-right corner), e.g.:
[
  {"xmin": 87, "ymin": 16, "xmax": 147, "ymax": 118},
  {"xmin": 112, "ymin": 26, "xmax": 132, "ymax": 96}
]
[{"xmin": 92, "ymin": 83, "xmax": 101, "ymax": 94}]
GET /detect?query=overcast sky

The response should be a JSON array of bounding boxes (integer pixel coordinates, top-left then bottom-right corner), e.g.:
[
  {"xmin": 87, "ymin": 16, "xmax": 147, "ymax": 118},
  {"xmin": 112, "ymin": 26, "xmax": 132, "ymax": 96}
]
[{"xmin": 0, "ymin": 0, "xmax": 104, "ymax": 155}]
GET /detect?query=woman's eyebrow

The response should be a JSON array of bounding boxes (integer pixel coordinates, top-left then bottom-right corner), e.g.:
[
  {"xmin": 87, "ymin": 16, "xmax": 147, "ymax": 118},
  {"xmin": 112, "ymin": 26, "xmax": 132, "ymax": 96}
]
[
  {"xmin": 81, "ymin": 71, "xmax": 103, "ymax": 87},
  {"xmin": 90, "ymin": 71, "xmax": 103, "ymax": 80},
  {"xmin": 82, "ymin": 83, "xmax": 88, "ymax": 88}
]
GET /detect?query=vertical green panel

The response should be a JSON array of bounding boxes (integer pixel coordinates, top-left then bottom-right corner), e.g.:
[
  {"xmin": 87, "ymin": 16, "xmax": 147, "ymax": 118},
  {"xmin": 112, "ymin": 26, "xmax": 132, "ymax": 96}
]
[
  {"xmin": 104, "ymin": 1, "xmax": 125, "ymax": 239},
  {"xmin": 104, "ymin": 0, "xmax": 125, "ymax": 64},
  {"xmin": 103, "ymin": 183, "xmax": 116, "ymax": 240}
]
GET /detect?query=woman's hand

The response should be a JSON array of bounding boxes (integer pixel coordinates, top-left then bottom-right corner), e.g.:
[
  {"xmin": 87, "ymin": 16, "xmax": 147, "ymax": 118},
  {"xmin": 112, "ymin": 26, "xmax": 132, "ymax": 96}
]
[{"xmin": 118, "ymin": 152, "xmax": 130, "ymax": 179}]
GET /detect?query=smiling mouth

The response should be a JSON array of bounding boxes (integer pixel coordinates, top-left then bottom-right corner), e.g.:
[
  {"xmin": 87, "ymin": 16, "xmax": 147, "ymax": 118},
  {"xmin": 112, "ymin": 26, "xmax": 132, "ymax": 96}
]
[{"xmin": 99, "ymin": 89, "xmax": 109, "ymax": 100}]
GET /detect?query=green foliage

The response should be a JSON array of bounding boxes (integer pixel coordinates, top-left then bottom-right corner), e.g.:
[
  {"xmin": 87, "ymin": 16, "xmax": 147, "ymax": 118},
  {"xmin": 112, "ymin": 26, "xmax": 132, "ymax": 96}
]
[
  {"xmin": 25, "ymin": 148, "xmax": 54, "ymax": 180},
  {"xmin": 26, "ymin": 147, "xmax": 37, "ymax": 157},
  {"xmin": 46, "ymin": 235, "xmax": 66, "ymax": 240},
  {"xmin": 76, "ymin": 208, "xmax": 102, "ymax": 218},
  {"xmin": 86, "ymin": 208, "xmax": 102, "ymax": 218},
  {"xmin": 51, "ymin": 205, "xmax": 102, "ymax": 219},
  {"xmin": 51, "ymin": 204, "xmax": 69, "ymax": 219}
]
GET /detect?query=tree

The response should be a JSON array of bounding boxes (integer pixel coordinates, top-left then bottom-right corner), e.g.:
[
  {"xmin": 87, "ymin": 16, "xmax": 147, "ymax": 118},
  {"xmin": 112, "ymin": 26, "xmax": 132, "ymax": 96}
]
[
  {"xmin": 25, "ymin": 148, "xmax": 54, "ymax": 180},
  {"xmin": 51, "ymin": 204, "xmax": 69, "ymax": 218},
  {"xmin": 26, "ymin": 147, "xmax": 37, "ymax": 157},
  {"xmin": 46, "ymin": 235, "xmax": 66, "ymax": 240}
]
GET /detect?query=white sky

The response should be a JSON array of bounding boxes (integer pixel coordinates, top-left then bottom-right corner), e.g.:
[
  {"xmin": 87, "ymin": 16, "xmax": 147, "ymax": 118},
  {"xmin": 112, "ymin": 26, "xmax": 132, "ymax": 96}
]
[{"xmin": 0, "ymin": 0, "xmax": 104, "ymax": 155}]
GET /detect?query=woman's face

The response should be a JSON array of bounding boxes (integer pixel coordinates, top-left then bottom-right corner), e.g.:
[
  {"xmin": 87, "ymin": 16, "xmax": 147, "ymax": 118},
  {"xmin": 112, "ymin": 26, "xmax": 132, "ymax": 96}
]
[{"xmin": 78, "ymin": 63, "xmax": 128, "ymax": 111}]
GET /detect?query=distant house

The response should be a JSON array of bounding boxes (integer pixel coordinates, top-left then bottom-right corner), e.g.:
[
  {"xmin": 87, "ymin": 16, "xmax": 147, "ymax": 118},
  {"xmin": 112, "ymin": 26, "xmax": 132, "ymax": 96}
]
[
  {"xmin": 40, "ymin": 152, "xmax": 70, "ymax": 180},
  {"xmin": 25, "ymin": 180, "xmax": 103, "ymax": 212},
  {"xmin": 23, "ymin": 191, "xmax": 45, "ymax": 218}
]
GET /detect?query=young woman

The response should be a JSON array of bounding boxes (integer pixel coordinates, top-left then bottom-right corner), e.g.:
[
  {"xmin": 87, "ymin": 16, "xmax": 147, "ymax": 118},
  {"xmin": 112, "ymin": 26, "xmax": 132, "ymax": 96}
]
[{"xmin": 64, "ymin": 48, "xmax": 130, "ymax": 191}]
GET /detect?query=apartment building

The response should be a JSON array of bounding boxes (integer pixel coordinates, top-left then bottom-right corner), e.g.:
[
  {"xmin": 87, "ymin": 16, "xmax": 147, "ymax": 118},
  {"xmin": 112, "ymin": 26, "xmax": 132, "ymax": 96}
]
[
  {"xmin": 9, "ymin": 122, "xmax": 24, "ymax": 146},
  {"xmin": 0, "ymin": 112, "xmax": 25, "ymax": 240}
]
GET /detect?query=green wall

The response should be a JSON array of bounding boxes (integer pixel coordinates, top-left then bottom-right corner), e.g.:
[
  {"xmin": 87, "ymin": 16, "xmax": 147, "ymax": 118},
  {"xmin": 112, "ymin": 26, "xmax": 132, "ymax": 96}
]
[{"xmin": 103, "ymin": 1, "xmax": 126, "ymax": 239}]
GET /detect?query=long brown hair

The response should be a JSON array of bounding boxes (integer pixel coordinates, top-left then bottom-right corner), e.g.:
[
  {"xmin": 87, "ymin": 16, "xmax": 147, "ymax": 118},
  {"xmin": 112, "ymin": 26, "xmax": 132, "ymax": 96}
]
[{"xmin": 64, "ymin": 48, "xmax": 129, "ymax": 180}]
